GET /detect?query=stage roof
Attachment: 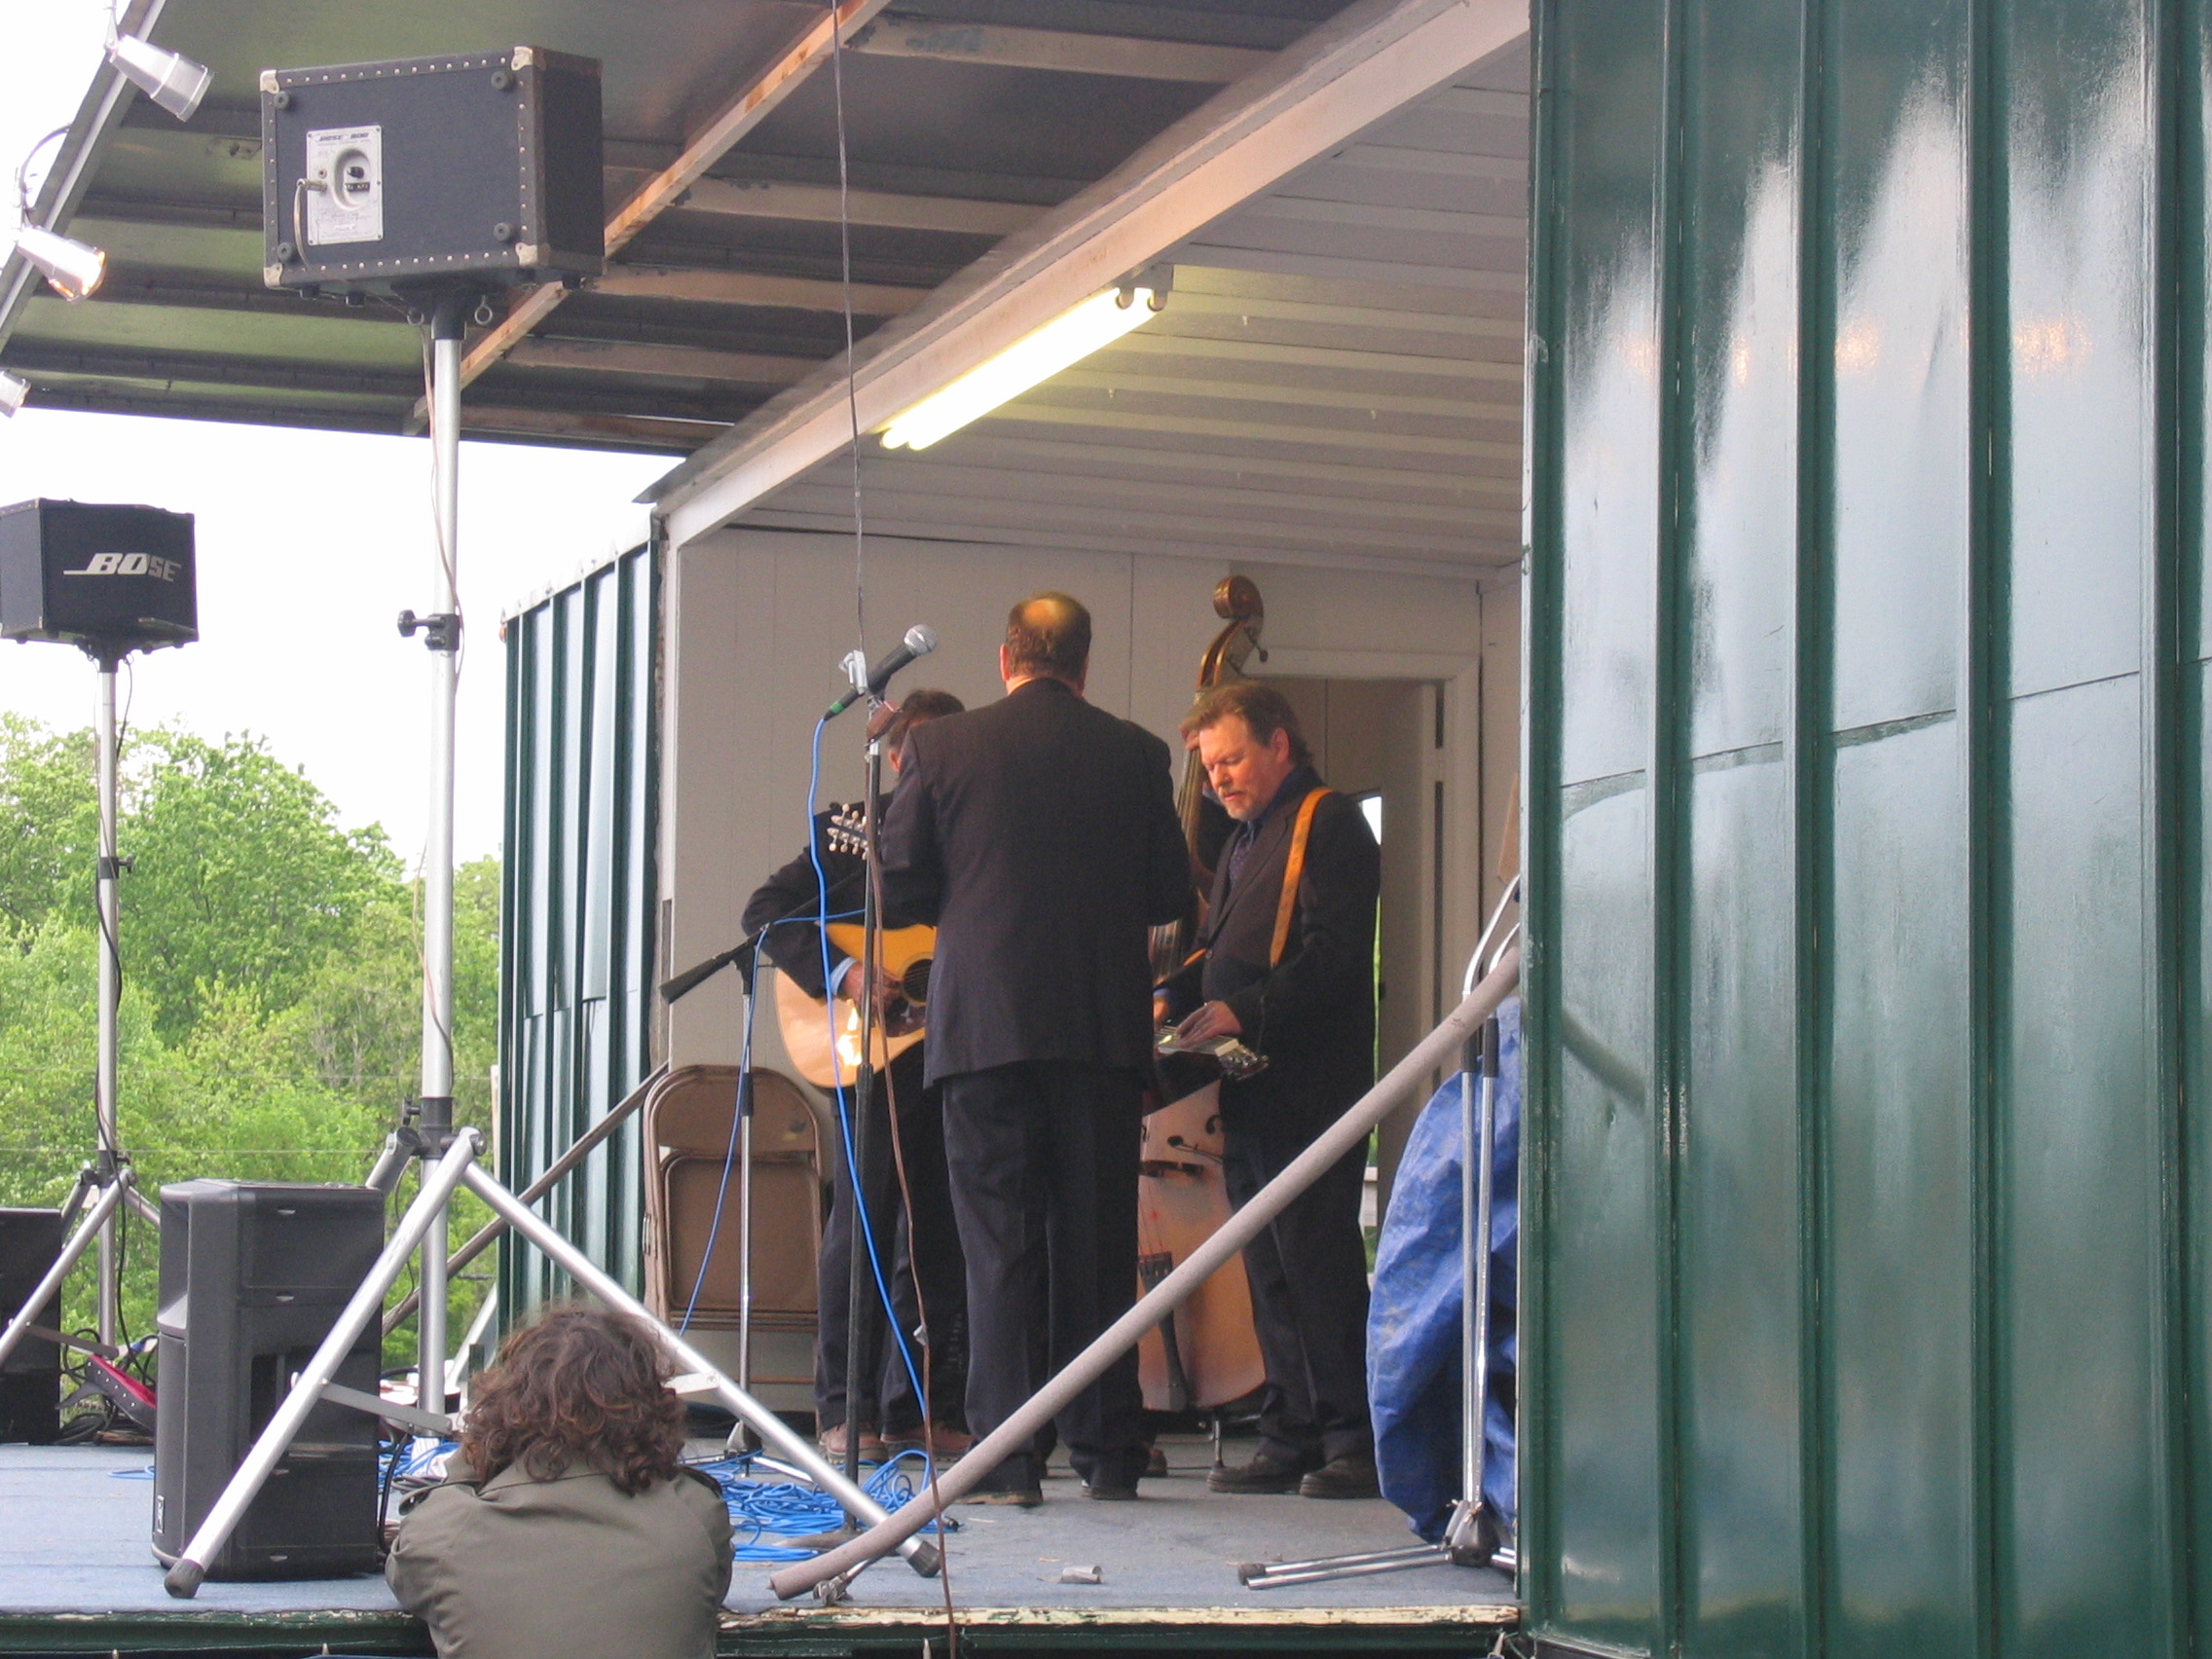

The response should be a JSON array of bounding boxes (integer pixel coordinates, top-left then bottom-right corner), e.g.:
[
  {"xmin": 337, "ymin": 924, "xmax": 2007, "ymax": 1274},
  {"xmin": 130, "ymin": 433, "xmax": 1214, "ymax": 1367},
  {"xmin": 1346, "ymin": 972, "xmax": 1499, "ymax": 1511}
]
[{"xmin": 0, "ymin": 0, "xmax": 1355, "ymax": 453}]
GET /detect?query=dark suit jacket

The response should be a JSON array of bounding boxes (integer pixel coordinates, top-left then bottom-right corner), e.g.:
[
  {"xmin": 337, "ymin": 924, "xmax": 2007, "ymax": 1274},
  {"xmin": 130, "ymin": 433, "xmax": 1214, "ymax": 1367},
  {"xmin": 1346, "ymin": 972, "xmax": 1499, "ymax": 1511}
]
[
  {"xmin": 1160, "ymin": 771, "xmax": 1380, "ymax": 1123},
  {"xmin": 880, "ymin": 677, "xmax": 1190, "ymax": 1084}
]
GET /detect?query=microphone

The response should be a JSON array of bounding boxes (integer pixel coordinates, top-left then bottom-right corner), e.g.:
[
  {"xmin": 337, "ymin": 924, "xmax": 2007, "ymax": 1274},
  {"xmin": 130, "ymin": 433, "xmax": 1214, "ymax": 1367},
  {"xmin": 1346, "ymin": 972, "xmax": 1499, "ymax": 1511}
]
[{"xmin": 826, "ymin": 623, "xmax": 937, "ymax": 718}]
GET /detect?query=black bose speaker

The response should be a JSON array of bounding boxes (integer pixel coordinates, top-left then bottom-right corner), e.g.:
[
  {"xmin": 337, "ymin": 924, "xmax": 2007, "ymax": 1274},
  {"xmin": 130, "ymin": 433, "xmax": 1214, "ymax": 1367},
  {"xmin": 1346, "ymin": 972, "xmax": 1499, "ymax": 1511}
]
[
  {"xmin": 0, "ymin": 1209, "xmax": 63, "ymax": 1445},
  {"xmin": 152, "ymin": 1181, "xmax": 384, "ymax": 1579},
  {"xmin": 259, "ymin": 48, "xmax": 603, "ymax": 296},
  {"xmin": 0, "ymin": 498, "xmax": 197, "ymax": 657}
]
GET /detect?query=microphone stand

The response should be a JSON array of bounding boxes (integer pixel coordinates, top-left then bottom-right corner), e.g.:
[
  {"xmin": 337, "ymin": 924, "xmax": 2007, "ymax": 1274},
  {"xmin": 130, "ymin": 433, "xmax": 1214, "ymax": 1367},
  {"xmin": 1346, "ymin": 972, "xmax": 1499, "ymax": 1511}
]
[{"xmin": 838, "ymin": 697, "xmax": 898, "ymax": 1515}]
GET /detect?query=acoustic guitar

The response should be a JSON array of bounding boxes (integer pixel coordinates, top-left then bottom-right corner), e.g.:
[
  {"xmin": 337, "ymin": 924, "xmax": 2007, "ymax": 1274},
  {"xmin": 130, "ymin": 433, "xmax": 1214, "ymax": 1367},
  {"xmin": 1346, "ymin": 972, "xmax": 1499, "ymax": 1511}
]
[{"xmin": 773, "ymin": 920, "xmax": 935, "ymax": 1090}]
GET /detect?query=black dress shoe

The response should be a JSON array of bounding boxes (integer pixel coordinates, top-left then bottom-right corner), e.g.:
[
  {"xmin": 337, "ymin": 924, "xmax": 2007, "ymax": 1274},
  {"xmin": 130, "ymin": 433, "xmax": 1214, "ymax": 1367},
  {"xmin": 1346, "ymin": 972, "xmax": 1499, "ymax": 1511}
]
[
  {"xmin": 1207, "ymin": 1450, "xmax": 1319, "ymax": 1494},
  {"xmin": 1298, "ymin": 1453, "xmax": 1381, "ymax": 1500}
]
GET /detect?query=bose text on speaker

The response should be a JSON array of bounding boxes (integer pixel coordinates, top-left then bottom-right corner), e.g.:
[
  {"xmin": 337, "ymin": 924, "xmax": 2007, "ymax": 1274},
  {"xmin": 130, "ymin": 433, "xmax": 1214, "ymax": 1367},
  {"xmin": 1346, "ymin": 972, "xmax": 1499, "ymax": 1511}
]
[{"xmin": 0, "ymin": 499, "xmax": 197, "ymax": 657}]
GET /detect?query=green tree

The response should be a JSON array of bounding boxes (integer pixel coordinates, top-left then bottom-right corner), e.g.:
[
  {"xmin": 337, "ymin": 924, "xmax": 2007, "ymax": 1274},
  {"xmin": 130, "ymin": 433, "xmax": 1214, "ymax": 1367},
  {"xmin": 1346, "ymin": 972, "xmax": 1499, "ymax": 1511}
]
[
  {"xmin": 0, "ymin": 721, "xmax": 500, "ymax": 1369},
  {"xmin": 120, "ymin": 730, "xmax": 403, "ymax": 1042},
  {"xmin": 0, "ymin": 716, "xmax": 96, "ymax": 940}
]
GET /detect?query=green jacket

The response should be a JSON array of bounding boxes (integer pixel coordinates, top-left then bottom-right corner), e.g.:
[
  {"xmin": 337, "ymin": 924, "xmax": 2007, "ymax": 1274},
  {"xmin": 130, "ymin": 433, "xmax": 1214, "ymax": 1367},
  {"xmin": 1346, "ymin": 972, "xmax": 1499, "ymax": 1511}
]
[{"xmin": 386, "ymin": 1455, "xmax": 733, "ymax": 1659}]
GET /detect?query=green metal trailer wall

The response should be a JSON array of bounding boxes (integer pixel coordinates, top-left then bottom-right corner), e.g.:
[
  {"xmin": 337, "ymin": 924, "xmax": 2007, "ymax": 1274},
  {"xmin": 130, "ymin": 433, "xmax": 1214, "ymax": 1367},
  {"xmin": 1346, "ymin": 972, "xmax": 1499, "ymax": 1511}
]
[
  {"xmin": 1523, "ymin": 0, "xmax": 2209, "ymax": 1653},
  {"xmin": 498, "ymin": 543, "xmax": 658, "ymax": 1321}
]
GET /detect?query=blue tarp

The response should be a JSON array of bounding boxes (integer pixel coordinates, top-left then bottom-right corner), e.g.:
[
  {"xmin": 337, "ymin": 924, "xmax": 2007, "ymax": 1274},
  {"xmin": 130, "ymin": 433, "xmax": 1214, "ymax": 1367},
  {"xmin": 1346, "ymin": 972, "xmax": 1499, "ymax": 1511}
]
[{"xmin": 1367, "ymin": 996, "xmax": 1519, "ymax": 1543}]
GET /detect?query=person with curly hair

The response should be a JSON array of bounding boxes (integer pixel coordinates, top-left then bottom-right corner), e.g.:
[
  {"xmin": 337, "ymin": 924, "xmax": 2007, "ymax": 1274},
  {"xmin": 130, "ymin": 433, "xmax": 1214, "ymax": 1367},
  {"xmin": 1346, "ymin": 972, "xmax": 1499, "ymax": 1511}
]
[{"xmin": 386, "ymin": 1304, "xmax": 732, "ymax": 1659}]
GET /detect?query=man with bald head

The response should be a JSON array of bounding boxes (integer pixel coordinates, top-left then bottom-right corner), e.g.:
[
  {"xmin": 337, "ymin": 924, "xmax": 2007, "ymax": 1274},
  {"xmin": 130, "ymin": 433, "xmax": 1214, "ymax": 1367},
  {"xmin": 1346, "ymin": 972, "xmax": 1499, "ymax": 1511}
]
[{"xmin": 881, "ymin": 592, "xmax": 1190, "ymax": 1503}]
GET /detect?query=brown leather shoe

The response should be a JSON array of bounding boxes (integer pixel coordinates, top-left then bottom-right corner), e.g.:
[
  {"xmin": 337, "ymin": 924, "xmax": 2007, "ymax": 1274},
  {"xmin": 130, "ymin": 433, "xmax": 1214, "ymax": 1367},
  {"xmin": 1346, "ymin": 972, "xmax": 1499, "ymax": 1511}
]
[
  {"xmin": 958, "ymin": 1484, "xmax": 1042, "ymax": 1507},
  {"xmin": 1298, "ymin": 1453, "xmax": 1381, "ymax": 1499},
  {"xmin": 1207, "ymin": 1450, "xmax": 1319, "ymax": 1494},
  {"xmin": 884, "ymin": 1422, "xmax": 975, "ymax": 1456},
  {"xmin": 817, "ymin": 1421, "xmax": 885, "ymax": 1459}
]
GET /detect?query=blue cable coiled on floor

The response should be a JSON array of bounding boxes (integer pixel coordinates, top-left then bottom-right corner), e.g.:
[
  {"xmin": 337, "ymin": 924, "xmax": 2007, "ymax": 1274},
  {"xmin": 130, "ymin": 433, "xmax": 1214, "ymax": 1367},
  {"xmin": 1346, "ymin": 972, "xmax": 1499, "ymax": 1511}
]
[{"xmin": 690, "ymin": 1449, "xmax": 957, "ymax": 1563}]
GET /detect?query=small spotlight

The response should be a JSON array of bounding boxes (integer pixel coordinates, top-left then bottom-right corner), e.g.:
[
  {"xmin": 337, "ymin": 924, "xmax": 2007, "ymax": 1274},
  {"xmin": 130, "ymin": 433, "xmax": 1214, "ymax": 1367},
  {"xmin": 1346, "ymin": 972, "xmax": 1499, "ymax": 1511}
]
[
  {"xmin": 0, "ymin": 370, "xmax": 26, "ymax": 417},
  {"xmin": 15, "ymin": 226, "xmax": 106, "ymax": 301},
  {"xmin": 105, "ymin": 32, "xmax": 212, "ymax": 124}
]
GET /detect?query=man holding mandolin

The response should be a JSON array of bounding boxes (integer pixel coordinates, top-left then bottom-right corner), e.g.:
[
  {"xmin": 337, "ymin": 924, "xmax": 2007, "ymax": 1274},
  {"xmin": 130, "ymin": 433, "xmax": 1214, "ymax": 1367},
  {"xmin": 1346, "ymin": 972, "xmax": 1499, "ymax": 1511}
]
[{"xmin": 1157, "ymin": 680, "xmax": 1383, "ymax": 1500}]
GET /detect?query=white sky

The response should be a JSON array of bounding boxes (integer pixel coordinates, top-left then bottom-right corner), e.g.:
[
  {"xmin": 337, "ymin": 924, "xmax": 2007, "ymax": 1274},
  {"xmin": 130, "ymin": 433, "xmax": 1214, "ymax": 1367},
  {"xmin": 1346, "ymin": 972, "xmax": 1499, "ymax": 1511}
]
[{"xmin": 2, "ymin": 7, "xmax": 670, "ymax": 864}]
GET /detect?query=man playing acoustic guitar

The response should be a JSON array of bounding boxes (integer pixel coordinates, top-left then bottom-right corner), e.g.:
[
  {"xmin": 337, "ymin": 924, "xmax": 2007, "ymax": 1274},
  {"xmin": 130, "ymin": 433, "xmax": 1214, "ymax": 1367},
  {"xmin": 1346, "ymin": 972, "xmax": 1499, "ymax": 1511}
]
[{"xmin": 743, "ymin": 687, "xmax": 969, "ymax": 1459}]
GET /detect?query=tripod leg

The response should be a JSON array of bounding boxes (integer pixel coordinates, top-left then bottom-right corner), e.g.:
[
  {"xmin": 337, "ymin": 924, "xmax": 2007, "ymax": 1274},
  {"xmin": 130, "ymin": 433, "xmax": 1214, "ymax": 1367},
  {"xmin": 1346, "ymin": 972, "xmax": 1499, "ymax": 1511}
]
[
  {"xmin": 0, "ymin": 1173, "xmax": 129, "ymax": 1370},
  {"xmin": 123, "ymin": 1181, "xmax": 162, "ymax": 1230},
  {"xmin": 364, "ymin": 1130, "xmax": 413, "ymax": 1198},
  {"xmin": 164, "ymin": 1135, "xmax": 482, "ymax": 1599},
  {"xmin": 460, "ymin": 1164, "xmax": 941, "ymax": 1576}
]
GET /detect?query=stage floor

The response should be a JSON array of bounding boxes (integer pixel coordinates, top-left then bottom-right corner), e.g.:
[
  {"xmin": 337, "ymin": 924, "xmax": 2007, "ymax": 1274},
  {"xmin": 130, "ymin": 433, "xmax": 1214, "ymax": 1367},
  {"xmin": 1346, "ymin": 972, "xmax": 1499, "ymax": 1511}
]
[{"xmin": 0, "ymin": 1438, "xmax": 1515, "ymax": 1654}]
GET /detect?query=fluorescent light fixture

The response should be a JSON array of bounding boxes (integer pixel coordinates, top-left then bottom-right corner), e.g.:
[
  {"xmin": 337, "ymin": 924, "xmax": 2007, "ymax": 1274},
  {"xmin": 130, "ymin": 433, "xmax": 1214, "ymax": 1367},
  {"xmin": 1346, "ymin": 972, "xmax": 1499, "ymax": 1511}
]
[
  {"xmin": 0, "ymin": 370, "xmax": 25, "ymax": 417},
  {"xmin": 106, "ymin": 32, "xmax": 212, "ymax": 123},
  {"xmin": 880, "ymin": 281, "xmax": 1166, "ymax": 452},
  {"xmin": 15, "ymin": 225, "xmax": 106, "ymax": 301}
]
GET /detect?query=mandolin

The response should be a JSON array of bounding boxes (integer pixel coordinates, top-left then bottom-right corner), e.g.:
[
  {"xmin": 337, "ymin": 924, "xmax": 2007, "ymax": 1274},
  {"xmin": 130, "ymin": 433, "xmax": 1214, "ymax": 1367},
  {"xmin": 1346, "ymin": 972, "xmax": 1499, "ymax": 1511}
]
[
  {"xmin": 773, "ymin": 920, "xmax": 935, "ymax": 1090},
  {"xmin": 1137, "ymin": 576, "xmax": 1269, "ymax": 1418}
]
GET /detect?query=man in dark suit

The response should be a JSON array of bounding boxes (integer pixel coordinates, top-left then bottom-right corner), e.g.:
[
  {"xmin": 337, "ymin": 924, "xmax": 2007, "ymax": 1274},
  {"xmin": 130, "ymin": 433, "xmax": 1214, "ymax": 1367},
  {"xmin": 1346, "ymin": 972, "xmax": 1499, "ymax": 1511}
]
[
  {"xmin": 744, "ymin": 689, "xmax": 968, "ymax": 1458},
  {"xmin": 1158, "ymin": 679, "xmax": 1382, "ymax": 1499},
  {"xmin": 880, "ymin": 593, "xmax": 1189, "ymax": 1503}
]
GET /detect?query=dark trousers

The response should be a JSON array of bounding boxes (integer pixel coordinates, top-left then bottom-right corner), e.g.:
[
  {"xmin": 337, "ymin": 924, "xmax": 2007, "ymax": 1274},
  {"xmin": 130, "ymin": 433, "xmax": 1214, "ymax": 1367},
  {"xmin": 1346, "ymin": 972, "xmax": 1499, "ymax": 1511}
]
[
  {"xmin": 816, "ymin": 1047, "xmax": 968, "ymax": 1433},
  {"xmin": 940, "ymin": 1060, "xmax": 1147, "ymax": 1491},
  {"xmin": 1223, "ymin": 1104, "xmax": 1374, "ymax": 1466}
]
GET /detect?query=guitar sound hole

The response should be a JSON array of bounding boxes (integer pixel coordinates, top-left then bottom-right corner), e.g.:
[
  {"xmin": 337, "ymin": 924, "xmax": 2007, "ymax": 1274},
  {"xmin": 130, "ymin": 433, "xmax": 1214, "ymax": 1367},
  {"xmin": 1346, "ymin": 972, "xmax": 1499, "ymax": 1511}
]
[{"xmin": 902, "ymin": 958, "xmax": 932, "ymax": 1005}]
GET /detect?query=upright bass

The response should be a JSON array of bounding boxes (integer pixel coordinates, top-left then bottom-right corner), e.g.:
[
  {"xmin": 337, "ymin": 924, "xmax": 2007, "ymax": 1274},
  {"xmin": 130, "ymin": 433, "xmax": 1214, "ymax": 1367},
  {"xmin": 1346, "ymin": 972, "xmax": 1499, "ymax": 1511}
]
[{"xmin": 1135, "ymin": 577, "xmax": 1268, "ymax": 1416}]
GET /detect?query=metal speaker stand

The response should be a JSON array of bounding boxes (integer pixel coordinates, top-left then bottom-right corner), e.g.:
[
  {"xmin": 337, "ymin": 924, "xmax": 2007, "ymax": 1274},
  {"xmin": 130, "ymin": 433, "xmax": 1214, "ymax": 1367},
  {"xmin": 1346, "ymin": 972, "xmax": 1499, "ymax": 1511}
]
[
  {"xmin": 1241, "ymin": 883, "xmax": 1521, "ymax": 1594},
  {"xmin": 0, "ymin": 649, "xmax": 166, "ymax": 1374},
  {"xmin": 162, "ymin": 1131, "xmax": 940, "ymax": 1597}
]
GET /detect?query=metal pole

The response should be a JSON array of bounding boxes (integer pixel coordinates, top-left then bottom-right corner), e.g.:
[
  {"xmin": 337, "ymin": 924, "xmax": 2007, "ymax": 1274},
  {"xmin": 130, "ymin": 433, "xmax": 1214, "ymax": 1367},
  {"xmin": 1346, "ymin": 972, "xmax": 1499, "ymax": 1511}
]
[
  {"xmin": 0, "ymin": 1172, "xmax": 130, "ymax": 1370},
  {"xmin": 416, "ymin": 291, "xmax": 469, "ymax": 1407},
  {"xmin": 1458, "ymin": 1032, "xmax": 1483, "ymax": 1508},
  {"xmin": 737, "ymin": 1057, "xmax": 755, "ymax": 1394},
  {"xmin": 839, "ymin": 730, "xmax": 886, "ymax": 1503},
  {"xmin": 460, "ymin": 1162, "xmax": 940, "ymax": 1575},
  {"xmin": 1445, "ymin": 1016, "xmax": 1500, "ymax": 1561},
  {"xmin": 93, "ymin": 655, "xmax": 122, "ymax": 1346},
  {"xmin": 164, "ymin": 1135, "xmax": 483, "ymax": 1599},
  {"xmin": 770, "ymin": 949, "xmax": 1522, "ymax": 1602}
]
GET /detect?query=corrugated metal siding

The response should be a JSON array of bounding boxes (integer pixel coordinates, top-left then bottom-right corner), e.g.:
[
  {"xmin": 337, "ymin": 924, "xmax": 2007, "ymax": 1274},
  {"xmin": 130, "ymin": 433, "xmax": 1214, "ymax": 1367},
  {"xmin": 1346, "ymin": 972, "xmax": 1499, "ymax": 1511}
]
[
  {"xmin": 1523, "ymin": 0, "xmax": 2204, "ymax": 1653},
  {"xmin": 498, "ymin": 543, "xmax": 659, "ymax": 1319}
]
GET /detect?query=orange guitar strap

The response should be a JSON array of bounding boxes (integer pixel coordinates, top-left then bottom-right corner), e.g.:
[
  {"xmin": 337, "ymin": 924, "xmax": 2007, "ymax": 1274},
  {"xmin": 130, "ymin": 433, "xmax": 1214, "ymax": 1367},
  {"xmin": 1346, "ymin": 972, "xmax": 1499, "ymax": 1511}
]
[{"xmin": 1269, "ymin": 788, "xmax": 1333, "ymax": 968}]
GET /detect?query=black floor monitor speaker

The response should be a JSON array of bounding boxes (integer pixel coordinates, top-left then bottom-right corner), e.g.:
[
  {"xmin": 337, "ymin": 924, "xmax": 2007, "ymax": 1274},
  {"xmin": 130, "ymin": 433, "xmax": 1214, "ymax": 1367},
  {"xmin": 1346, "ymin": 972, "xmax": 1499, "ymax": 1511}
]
[
  {"xmin": 259, "ymin": 48, "xmax": 604, "ymax": 296},
  {"xmin": 152, "ymin": 1181, "xmax": 385, "ymax": 1579},
  {"xmin": 0, "ymin": 498, "xmax": 197, "ymax": 658},
  {"xmin": 0, "ymin": 1209, "xmax": 64, "ymax": 1445}
]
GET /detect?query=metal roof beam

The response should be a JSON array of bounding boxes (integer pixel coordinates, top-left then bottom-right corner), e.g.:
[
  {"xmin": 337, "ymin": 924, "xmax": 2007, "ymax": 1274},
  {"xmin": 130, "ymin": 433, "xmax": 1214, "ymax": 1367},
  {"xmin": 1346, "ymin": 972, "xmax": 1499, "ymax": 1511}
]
[
  {"xmin": 591, "ymin": 266, "xmax": 926, "ymax": 314},
  {"xmin": 655, "ymin": 0, "xmax": 1530, "ymax": 544},
  {"xmin": 504, "ymin": 338, "xmax": 822, "ymax": 386},
  {"xmin": 850, "ymin": 15, "xmax": 1272, "ymax": 81},
  {"xmin": 928, "ymin": 431, "xmax": 1521, "ymax": 502},
  {"xmin": 979, "ymin": 399, "xmax": 1519, "ymax": 461},
  {"xmin": 677, "ymin": 178, "xmax": 1039, "ymax": 237},
  {"xmin": 431, "ymin": 0, "xmax": 900, "ymax": 420},
  {"xmin": 462, "ymin": 407, "xmax": 727, "ymax": 449}
]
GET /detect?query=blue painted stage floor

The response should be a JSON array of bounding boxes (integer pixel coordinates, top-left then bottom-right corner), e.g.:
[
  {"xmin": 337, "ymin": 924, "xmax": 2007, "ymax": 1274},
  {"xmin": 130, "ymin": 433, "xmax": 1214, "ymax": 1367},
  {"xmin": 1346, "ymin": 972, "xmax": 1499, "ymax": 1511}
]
[{"xmin": 0, "ymin": 1438, "xmax": 1515, "ymax": 1653}]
